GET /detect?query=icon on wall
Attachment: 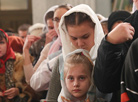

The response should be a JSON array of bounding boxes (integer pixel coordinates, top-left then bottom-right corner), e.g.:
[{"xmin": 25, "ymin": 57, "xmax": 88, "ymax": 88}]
[
  {"xmin": 0, "ymin": 0, "xmax": 28, "ymax": 11},
  {"xmin": 112, "ymin": 0, "xmax": 133, "ymax": 12}
]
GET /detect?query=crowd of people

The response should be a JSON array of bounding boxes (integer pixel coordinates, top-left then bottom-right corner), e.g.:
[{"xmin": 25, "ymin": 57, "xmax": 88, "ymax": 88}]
[{"xmin": 0, "ymin": 0, "xmax": 138, "ymax": 102}]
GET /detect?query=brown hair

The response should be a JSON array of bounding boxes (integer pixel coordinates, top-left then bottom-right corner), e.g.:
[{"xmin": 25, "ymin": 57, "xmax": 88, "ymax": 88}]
[
  {"xmin": 65, "ymin": 12, "xmax": 95, "ymax": 28},
  {"xmin": 18, "ymin": 24, "xmax": 31, "ymax": 31},
  {"xmin": 0, "ymin": 30, "xmax": 7, "ymax": 41},
  {"xmin": 45, "ymin": 11, "xmax": 54, "ymax": 23}
]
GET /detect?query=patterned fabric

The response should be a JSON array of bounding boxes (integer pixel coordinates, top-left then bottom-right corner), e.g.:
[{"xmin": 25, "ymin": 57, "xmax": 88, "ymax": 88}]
[
  {"xmin": 0, "ymin": 29, "xmax": 15, "ymax": 74},
  {"xmin": 0, "ymin": 59, "xmax": 15, "ymax": 102},
  {"xmin": 5, "ymin": 59, "xmax": 15, "ymax": 89},
  {"xmin": 0, "ymin": 29, "xmax": 40, "ymax": 102},
  {"xmin": 0, "ymin": 74, "xmax": 6, "ymax": 91},
  {"xmin": 0, "ymin": 29, "xmax": 15, "ymax": 92}
]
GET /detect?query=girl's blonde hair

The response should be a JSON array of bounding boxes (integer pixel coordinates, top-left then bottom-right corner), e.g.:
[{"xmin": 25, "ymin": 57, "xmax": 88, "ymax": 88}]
[{"xmin": 64, "ymin": 52, "xmax": 94, "ymax": 79}]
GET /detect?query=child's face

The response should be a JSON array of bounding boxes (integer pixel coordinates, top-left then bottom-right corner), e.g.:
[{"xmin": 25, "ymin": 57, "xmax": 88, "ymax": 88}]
[
  {"xmin": 0, "ymin": 38, "xmax": 7, "ymax": 58},
  {"xmin": 65, "ymin": 64, "xmax": 91, "ymax": 100}
]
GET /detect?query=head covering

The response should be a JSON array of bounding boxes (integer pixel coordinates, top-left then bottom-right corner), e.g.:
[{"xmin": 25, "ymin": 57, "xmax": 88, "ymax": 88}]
[
  {"xmin": 48, "ymin": 37, "xmax": 62, "ymax": 55},
  {"xmin": 108, "ymin": 10, "xmax": 131, "ymax": 32},
  {"xmin": 0, "ymin": 29, "xmax": 15, "ymax": 74},
  {"xmin": 59, "ymin": 49, "xmax": 95, "ymax": 102},
  {"xmin": 47, "ymin": 4, "xmax": 73, "ymax": 56},
  {"xmin": 100, "ymin": 17, "xmax": 108, "ymax": 23},
  {"xmin": 96, "ymin": 14, "xmax": 106, "ymax": 21},
  {"xmin": 58, "ymin": 4, "xmax": 104, "ymax": 102},
  {"xmin": 9, "ymin": 36, "xmax": 24, "ymax": 53},
  {"xmin": 59, "ymin": 4, "xmax": 104, "ymax": 61},
  {"xmin": 28, "ymin": 23, "xmax": 45, "ymax": 37},
  {"xmin": 43, "ymin": 5, "xmax": 58, "ymax": 32},
  {"xmin": 65, "ymin": 49, "xmax": 93, "ymax": 63},
  {"xmin": 43, "ymin": 5, "xmax": 58, "ymax": 24}
]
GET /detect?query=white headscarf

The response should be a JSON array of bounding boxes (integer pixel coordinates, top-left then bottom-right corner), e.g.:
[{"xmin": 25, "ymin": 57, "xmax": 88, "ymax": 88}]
[
  {"xmin": 43, "ymin": 5, "xmax": 58, "ymax": 24},
  {"xmin": 58, "ymin": 4, "xmax": 105, "ymax": 102},
  {"xmin": 59, "ymin": 4, "xmax": 105, "ymax": 62},
  {"xmin": 62, "ymin": 49, "xmax": 95, "ymax": 101},
  {"xmin": 43, "ymin": 5, "xmax": 58, "ymax": 32}
]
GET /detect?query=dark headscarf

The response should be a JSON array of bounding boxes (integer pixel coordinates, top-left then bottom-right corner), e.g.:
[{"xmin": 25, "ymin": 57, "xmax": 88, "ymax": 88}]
[{"xmin": 108, "ymin": 10, "xmax": 131, "ymax": 32}]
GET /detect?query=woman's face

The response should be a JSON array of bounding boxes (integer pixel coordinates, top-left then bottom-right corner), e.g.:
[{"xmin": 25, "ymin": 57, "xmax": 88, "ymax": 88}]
[
  {"xmin": 0, "ymin": 38, "xmax": 7, "ymax": 58},
  {"xmin": 47, "ymin": 18, "xmax": 54, "ymax": 31},
  {"xmin": 67, "ymin": 21, "xmax": 95, "ymax": 51},
  {"xmin": 53, "ymin": 8, "xmax": 68, "ymax": 35}
]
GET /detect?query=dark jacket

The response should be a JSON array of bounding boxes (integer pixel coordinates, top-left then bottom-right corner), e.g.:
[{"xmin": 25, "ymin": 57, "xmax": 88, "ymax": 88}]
[
  {"xmin": 94, "ymin": 10, "xmax": 138, "ymax": 102},
  {"xmin": 121, "ymin": 38, "xmax": 138, "ymax": 102}
]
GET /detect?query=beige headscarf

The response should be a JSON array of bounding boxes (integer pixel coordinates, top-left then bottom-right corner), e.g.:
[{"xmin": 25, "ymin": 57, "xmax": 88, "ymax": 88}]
[{"xmin": 59, "ymin": 4, "xmax": 105, "ymax": 62}]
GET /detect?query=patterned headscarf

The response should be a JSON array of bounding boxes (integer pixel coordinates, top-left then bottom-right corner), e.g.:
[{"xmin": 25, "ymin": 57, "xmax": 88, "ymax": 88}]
[{"xmin": 0, "ymin": 29, "xmax": 15, "ymax": 73}]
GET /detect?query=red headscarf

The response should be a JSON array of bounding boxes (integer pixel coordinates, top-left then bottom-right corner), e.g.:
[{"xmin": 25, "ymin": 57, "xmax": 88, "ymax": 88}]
[
  {"xmin": 9, "ymin": 36, "xmax": 24, "ymax": 53},
  {"xmin": 0, "ymin": 29, "xmax": 15, "ymax": 73}
]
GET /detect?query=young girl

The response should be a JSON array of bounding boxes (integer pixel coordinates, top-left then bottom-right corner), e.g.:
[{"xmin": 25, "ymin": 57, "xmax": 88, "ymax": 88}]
[
  {"xmin": 46, "ymin": 4, "xmax": 111, "ymax": 102},
  {"xmin": 0, "ymin": 29, "xmax": 39, "ymax": 102},
  {"xmin": 60, "ymin": 49, "xmax": 94, "ymax": 102},
  {"xmin": 46, "ymin": 4, "xmax": 133, "ymax": 102}
]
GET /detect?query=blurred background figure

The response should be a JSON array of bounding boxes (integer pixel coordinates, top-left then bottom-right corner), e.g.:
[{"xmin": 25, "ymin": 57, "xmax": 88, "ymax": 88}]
[
  {"xmin": 100, "ymin": 18, "xmax": 108, "ymax": 35},
  {"xmin": 5, "ymin": 28, "xmax": 16, "ymax": 36},
  {"xmin": 18, "ymin": 24, "xmax": 31, "ymax": 41},
  {"xmin": 97, "ymin": 14, "xmax": 108, "ymax": 35},
  {"xmin": 43, "ymin": 5, "xmax": 58, "ymax": 45},
  {"xmin": 107, "ymin": 10, "xmax": 131, "ymax": 32},
  {"xmin": 9, "ymin": 36, "xmax": 24, "ymax": 54},
  {"xmin": 28, "ymin": 23, "xmax": 45, "ymax": 66}
]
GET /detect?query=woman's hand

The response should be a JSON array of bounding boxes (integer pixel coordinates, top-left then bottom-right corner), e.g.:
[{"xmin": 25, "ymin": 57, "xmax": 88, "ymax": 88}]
[
  {"xmin": 4, "ymin": 88, "xmax": 19, "ymax": 99},
  {"xmin": 45, "ymin": 29, "xmax": 58, "ymax": 45},
  {"xmin": 23, "ymin": 35, "xmax": 41, "ymax": 51},
  {"xmin": 0, "ymin": 91, "xmax": 3, "ymax": 97},
  {"xmin": 107, "ymin": 23, "xmax": 135, "ymax": 44}
]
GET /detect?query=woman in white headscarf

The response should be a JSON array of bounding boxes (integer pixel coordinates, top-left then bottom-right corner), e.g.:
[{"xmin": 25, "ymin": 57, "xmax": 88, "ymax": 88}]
[{"xmin": 46, "ymin": 4, "xmax": 105, "ymax": 102}]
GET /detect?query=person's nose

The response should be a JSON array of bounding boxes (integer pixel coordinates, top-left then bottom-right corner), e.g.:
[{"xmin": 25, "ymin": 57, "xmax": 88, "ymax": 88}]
[
  {"xmin": 73, "ymin": 79, "xmax": 79, "ymax": 87},
  {"xmin": 77, "ymin": 39, "xmax": 84, "ymax": 48}
]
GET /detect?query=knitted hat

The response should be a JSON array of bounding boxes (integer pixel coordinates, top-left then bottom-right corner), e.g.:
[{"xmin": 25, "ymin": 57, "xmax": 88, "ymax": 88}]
[
  {"xmin": 28, "ymin": 23, "xmax": 45, "ymax": 37},
  {"xmin": 108, "ymin": 10, "xmax": 131, "ymax": 32}
]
